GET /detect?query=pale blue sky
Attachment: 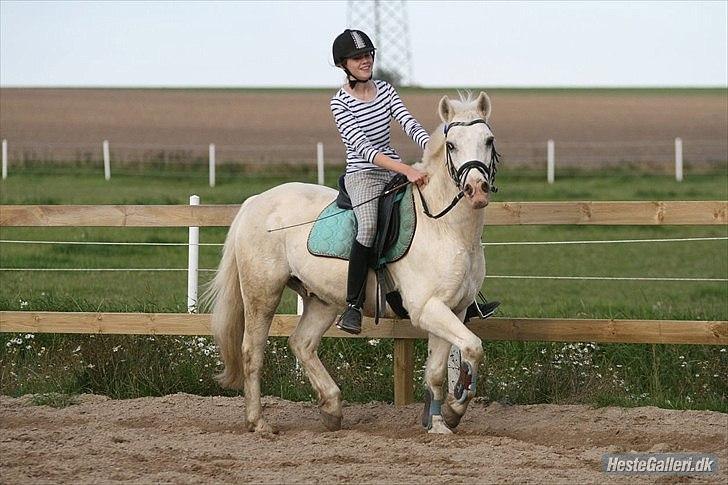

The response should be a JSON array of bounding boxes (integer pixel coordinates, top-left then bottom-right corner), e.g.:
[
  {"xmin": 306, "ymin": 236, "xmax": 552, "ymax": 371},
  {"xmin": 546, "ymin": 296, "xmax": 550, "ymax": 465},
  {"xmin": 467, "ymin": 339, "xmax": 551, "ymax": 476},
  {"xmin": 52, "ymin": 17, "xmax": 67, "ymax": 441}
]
[{"xmin": 1, "ymin": 0, "xmax": 726, "ymax": 87}]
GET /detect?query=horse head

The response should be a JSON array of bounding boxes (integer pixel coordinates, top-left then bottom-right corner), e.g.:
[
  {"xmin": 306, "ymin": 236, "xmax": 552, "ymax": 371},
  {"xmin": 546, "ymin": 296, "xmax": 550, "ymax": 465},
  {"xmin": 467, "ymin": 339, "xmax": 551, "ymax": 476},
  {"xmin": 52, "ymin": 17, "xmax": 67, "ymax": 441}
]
[{"xmin": 423, "ymin": 92, "xmax": 497, "ymax": 210}]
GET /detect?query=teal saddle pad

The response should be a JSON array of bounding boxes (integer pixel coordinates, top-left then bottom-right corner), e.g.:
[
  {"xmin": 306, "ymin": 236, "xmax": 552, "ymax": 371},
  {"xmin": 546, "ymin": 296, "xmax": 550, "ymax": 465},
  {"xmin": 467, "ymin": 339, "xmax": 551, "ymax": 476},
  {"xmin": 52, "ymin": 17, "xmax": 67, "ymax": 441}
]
[{"xmin": 307, "ymin": 185, "xmax": 416, "ymax": 263}]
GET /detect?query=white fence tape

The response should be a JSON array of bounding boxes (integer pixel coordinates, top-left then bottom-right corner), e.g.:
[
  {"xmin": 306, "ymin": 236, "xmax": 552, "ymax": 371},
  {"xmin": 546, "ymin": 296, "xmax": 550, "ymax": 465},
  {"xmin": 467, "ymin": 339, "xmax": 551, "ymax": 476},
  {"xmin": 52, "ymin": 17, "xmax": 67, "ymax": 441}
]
[
  {"xmin": 2, "ymin": 237, "xmax": 725, "ymax": 248},
  {"xmin": 1, "ymin": 267, "xmax": 725, "ymax": 282}
]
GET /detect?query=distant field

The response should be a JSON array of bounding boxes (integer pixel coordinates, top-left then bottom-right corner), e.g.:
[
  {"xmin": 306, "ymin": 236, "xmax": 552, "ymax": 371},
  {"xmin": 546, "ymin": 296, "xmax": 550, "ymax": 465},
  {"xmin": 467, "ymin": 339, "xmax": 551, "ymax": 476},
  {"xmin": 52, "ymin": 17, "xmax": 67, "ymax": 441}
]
[{"xmin": 1, "ymin": 87, "xmax": 726, "ymax": 168}]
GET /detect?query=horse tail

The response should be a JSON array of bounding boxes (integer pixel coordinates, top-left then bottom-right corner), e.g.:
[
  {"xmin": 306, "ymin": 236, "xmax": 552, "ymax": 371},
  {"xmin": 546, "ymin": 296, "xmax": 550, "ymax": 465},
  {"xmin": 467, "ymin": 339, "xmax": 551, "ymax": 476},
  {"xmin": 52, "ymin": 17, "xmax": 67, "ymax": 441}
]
[{"xmin": 204, "ymin": 212, "xmax": 246, "ymax": 390}]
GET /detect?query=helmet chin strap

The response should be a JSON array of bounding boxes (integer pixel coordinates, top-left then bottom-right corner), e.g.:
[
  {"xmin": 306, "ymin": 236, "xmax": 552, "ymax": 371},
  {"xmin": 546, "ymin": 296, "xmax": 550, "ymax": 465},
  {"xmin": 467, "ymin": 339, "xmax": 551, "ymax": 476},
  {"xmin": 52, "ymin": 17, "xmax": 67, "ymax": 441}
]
[{"xmin": 343, "ymin": 67, "xmax": 372, "ymax": 89}]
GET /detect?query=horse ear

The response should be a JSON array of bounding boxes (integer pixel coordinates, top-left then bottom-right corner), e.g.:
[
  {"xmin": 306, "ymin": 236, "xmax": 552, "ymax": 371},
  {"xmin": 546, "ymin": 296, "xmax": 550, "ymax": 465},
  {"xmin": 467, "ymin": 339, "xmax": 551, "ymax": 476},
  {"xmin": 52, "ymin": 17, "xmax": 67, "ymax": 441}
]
[
  {"xmin": 438, "ymin": 95, "xmax": 453, "ymax": 123},
  {"xmin": 476, "ymin": 91, "xmax": 492, "ymax": 120}
]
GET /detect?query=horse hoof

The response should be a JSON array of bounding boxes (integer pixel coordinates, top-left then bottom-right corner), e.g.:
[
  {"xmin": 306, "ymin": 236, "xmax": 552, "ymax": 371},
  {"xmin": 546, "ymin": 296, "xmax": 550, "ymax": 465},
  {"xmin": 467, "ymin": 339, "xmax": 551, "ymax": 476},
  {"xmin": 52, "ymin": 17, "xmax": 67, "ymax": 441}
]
[
  {"xmin": 442, "ymin": 398, "xmax": 464, "ymax": 430},
  {"xmin": 421, "ymin": 389, "xmax": 433, "ymax": 429},
  {"xmin": 248, "ymin": 419, "xmax": 276, "ymax": 434},
  {"xmin": 320, "ymin": 410, "xmax": 342, "ymax": 431},
  {"xmin": 427, "ymin": 415, "xmax": 453, "ymax": 435}
]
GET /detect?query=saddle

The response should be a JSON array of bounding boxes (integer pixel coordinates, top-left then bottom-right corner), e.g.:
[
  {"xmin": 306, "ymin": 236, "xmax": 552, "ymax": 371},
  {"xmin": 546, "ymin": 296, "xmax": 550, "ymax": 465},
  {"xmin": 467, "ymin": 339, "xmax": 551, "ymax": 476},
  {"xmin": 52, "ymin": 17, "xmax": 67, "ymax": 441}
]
[{"xmin": 307, "ymin": 173, "xmax": 415, "ymax": 321}]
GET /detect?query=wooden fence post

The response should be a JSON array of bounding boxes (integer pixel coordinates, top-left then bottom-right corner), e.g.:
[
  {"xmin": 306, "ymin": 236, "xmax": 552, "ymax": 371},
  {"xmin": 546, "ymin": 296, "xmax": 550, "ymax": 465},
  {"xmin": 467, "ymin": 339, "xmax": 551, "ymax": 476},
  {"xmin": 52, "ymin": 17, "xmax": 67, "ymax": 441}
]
[{"xmin": 394, "ymin": 338, "xmax": 414, "ymax": 405}]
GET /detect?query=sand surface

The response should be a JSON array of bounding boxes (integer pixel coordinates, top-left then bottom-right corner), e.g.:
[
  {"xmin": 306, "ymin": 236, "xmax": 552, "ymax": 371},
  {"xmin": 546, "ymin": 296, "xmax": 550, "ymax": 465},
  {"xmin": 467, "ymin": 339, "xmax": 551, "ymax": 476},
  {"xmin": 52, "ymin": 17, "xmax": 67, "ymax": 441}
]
[{"xmin": 1, "ymin": 393, "xmax": 726, "ymax": 484}]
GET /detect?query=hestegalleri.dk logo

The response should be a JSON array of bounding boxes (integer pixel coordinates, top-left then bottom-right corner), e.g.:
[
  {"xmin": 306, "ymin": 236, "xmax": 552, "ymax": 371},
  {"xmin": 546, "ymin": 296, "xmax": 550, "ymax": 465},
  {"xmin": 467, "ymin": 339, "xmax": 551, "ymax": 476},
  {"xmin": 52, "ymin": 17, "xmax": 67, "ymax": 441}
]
[{"xmin": 602, "ymin": 453, "xmax": 718, "ymax": 475}]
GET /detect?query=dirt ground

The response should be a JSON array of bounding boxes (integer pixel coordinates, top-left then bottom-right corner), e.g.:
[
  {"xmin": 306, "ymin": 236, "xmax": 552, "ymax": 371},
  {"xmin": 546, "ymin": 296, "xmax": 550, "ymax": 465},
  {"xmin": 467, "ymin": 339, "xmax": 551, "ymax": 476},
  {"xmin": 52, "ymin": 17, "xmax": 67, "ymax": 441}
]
[
  {"xmin": 1, "ymin": 393, "xmax": 725, "ymax": 484},
  {"xmin": 1, "ymin": 88, "xmax": 725, "ymax": 166}
]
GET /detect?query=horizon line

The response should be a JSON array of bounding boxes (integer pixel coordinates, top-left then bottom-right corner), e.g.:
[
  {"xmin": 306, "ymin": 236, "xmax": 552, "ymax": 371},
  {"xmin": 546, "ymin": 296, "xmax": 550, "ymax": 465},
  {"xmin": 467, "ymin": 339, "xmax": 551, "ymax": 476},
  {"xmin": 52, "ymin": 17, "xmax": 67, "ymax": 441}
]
[{"xmin": 1, "ymin": 84, "xmax": 727, "ymax": 90}]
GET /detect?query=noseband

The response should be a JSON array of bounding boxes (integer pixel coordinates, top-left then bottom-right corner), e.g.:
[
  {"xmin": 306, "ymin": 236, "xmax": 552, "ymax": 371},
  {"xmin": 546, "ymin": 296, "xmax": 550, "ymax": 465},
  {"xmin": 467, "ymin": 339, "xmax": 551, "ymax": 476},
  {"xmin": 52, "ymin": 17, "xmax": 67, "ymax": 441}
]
[{"xmin": 419, "ymin": 118, "xmax": 501, "ymax": 219}]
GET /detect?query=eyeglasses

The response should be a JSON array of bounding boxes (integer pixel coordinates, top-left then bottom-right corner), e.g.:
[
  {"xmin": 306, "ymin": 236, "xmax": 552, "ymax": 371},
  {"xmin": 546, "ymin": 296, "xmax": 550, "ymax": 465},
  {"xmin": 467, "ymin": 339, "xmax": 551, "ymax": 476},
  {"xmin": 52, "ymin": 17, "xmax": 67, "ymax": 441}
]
[{"xmin": 350, "ymin": 52, "xmax": 373, "ymax": 61}]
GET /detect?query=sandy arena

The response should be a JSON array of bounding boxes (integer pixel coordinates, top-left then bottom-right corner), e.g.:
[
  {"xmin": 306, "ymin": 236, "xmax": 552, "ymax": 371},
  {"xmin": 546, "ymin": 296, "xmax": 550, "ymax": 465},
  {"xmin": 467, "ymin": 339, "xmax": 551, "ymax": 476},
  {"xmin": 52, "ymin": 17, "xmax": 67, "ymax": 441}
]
[{"xmin": 1, "ymin": 393, "xmax": 725, "ymax": 483}]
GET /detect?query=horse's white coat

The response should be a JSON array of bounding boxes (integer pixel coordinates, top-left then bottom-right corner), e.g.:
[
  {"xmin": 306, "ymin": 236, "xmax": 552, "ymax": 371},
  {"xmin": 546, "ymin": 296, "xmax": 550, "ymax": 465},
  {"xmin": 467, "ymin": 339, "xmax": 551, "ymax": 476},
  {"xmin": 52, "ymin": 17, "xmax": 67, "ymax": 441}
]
[{"xmin": 207, "ymin": 92, "xmax": 495, "ymax": 434}]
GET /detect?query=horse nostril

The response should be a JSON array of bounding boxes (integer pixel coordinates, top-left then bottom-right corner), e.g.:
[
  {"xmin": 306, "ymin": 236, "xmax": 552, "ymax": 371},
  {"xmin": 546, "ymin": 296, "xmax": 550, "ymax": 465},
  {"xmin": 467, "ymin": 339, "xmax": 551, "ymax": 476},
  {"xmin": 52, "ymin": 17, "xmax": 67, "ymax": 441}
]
[
  {"xmin": 464, "ymin": 184, "xmax": 474, "ymax": 197},
  {"xmin": 481, "ymin": 182, "xmax": 489, "ymax": 193}
]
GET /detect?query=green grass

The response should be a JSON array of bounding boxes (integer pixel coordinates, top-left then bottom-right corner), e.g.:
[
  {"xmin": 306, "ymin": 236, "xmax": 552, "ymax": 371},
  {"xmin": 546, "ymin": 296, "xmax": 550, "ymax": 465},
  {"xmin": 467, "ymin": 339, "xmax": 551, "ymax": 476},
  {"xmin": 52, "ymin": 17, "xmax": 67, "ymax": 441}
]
[
  {"xmin": 29, "ymin": 392, "xmax": 79, "ymax": 408},
  {"xmin": 1, "ymin": 166, "xmax": 727, "ymax": 410}
]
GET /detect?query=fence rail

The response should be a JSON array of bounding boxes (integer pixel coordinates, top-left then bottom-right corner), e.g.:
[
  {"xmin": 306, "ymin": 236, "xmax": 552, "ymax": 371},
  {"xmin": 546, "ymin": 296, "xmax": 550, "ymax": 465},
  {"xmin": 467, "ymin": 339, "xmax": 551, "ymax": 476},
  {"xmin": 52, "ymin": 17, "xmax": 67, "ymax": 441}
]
[
  {"xmin": 1, "ymin": 312, "xmax": 726, "ymax": 345},
  {"xmin": 2, "ymin": 201, "xmax": 726, "ymax": 227},
  {"xmin": 1, "ymin": 200, "xmax": 726, "ymax": 405}
]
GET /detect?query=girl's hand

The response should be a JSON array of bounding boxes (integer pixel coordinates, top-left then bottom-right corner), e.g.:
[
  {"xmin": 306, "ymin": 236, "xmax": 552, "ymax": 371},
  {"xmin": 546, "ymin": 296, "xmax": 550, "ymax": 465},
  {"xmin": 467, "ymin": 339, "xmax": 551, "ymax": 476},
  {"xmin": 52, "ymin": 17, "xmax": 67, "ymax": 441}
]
[{"xmin": 406, "ymin": 167, "xmax": 428, "ymax": 187}]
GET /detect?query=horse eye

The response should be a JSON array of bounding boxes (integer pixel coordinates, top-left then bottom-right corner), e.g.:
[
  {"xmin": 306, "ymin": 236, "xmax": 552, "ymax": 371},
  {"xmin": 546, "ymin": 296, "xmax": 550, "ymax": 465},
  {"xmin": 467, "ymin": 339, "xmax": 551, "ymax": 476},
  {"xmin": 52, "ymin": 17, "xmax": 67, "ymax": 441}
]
[
  {"xmin": 485, "ymin": 137, "xmax": 494, "ymax": 147},
  {"xmin": 446, "ymin": 142, "xmax": 456, "ymax": 151}
]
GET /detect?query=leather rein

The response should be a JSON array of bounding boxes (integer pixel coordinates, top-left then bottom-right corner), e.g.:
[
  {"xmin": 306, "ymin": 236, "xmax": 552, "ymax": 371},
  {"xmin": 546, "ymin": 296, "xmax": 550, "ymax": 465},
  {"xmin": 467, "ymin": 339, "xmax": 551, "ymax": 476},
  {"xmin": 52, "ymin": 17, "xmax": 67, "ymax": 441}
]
[{"xmin": 417, "ymin": 118, "xmax": 501, "ymax": 219}]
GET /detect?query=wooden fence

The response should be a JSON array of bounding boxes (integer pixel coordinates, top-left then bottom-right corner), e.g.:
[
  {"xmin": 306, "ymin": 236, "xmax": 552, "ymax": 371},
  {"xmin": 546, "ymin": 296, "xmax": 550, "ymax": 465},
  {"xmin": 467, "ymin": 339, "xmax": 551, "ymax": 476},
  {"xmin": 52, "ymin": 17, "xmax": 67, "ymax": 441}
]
[{"xmin": 1, "ymin": 201, "xmax": 727, "ymax": 404}]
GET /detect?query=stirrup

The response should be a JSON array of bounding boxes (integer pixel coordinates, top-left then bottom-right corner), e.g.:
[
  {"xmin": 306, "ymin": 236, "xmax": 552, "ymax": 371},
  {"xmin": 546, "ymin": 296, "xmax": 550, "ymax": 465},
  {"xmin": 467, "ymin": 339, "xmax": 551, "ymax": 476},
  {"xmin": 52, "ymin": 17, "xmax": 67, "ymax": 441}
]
[
  {"xmin": 465, "ymin": 292, "xmax": 500, "ymax": 322},
  {"xmin": 336, "ymin": 304, "xmax": 362, "ymax": 335}
]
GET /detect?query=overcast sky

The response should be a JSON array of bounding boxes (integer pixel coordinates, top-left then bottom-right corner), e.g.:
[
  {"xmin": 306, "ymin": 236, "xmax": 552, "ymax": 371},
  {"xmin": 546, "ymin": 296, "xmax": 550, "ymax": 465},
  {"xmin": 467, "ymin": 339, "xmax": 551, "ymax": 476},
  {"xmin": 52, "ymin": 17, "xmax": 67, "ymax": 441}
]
[{"xmin": 1, "ymin": 0, "xmax": 726, "ymax": 87}]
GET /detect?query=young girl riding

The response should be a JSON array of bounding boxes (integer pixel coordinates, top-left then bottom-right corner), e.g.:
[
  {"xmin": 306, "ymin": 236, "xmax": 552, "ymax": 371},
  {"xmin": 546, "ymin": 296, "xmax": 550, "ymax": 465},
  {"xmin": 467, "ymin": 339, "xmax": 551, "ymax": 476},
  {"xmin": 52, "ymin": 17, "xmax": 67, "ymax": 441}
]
[
  {"xmin": 330, "ymin": 29, "xmax": 429, "ymax": 334},
  {"xmin": 330, "ymin": 29, "xmax": 498, "ymax": 335}
]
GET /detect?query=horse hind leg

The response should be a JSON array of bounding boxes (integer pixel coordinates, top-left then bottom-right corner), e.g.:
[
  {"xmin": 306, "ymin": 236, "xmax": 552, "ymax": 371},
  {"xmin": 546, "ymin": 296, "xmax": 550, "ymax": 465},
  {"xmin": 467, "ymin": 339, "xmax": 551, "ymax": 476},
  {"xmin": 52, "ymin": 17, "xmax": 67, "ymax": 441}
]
[
  {"xmin": 240, "ymin": 271, "xmax": 288, "ymax": 433},
  {"xmin": 288, "ymin": 294, "xmax": 342, "ymax": 431}
]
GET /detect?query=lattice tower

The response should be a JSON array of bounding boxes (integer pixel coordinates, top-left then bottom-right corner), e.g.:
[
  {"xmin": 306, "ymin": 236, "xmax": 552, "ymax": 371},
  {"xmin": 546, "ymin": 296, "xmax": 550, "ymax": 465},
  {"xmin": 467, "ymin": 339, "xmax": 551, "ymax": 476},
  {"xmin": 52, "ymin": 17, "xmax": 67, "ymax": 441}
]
[{"xmin": 347, "ymin": 0, "xmax": 413, "ymax": 86}]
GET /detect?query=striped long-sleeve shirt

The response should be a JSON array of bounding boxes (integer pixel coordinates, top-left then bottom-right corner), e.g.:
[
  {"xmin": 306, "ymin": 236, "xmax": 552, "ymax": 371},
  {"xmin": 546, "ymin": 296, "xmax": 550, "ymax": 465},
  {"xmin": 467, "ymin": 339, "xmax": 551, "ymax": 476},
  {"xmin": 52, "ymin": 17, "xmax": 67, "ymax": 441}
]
[{"xmin": 330, "ymin": 80, "xmax": 430, "ymax": 174}]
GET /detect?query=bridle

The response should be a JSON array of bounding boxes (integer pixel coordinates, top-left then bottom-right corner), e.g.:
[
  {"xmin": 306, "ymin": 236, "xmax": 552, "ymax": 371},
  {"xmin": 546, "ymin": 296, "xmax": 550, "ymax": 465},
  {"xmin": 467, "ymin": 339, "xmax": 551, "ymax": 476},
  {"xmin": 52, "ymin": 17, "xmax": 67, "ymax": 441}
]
[{"xmin": 418, "ymin": 118, "xmax": 502, "ymax": 219}]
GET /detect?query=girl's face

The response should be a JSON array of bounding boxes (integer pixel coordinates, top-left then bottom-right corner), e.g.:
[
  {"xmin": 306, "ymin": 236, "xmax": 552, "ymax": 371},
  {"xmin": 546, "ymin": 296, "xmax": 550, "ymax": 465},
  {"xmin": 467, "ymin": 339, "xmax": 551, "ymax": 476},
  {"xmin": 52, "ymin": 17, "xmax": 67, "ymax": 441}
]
[{"xmin": 344, "ymin": 52, "xmax": 373, "ymax": 80}]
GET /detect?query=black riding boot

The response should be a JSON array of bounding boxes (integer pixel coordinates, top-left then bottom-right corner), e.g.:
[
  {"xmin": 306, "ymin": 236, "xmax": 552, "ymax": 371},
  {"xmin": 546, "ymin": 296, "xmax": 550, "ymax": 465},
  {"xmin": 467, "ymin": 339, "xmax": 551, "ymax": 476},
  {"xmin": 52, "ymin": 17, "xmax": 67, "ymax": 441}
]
[{"xmin": 336, "ymin": 240, "xmax": 371, "ymax": 335}]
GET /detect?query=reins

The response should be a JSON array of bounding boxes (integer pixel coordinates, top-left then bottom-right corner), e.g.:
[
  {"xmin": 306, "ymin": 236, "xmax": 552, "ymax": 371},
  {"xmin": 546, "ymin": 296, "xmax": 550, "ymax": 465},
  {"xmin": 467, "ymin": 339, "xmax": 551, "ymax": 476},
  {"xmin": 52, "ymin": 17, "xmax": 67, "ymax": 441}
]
[
  {"xmin": 267, "ymin": 180, "xmax": 411, "ymax": 232},
  {"xmin": 416, "ymin": 186, "xmax": 466, "ymax": 219}
]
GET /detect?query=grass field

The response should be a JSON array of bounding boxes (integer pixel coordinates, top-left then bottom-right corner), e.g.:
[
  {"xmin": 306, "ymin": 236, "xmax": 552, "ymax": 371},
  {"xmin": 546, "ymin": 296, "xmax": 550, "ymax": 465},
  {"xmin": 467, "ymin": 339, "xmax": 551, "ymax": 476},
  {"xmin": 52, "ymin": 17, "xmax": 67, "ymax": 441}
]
[{"xmin": 1, "ymin": 166, "xmax": 726, "ymax": 410}]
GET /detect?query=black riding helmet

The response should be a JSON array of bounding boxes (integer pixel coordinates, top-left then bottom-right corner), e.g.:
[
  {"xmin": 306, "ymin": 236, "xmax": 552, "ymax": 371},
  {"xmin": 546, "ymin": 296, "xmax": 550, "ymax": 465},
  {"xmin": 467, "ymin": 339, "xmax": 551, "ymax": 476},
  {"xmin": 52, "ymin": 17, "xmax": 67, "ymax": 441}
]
[{"xmin": 332, "ymin": 29, "xmax": 376, "ymax": 88}]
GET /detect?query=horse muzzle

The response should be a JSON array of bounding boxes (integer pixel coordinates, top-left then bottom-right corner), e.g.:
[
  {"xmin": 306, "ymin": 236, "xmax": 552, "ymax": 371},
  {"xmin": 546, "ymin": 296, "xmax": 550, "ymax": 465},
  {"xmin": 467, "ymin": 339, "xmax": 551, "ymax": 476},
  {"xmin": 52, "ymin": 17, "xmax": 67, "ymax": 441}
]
[{"xmin": 463, "ymin": 180, "xmax": 489, "ymax": 209}]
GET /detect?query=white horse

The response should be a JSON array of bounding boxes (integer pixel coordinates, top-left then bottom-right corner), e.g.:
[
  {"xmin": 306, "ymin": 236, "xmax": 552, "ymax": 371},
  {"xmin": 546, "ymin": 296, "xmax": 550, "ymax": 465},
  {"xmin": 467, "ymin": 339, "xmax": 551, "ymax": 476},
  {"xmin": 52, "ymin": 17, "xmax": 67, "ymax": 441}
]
[{"xmin": 208, "ymin": 92, "xmax": 496, "ymax": 434}]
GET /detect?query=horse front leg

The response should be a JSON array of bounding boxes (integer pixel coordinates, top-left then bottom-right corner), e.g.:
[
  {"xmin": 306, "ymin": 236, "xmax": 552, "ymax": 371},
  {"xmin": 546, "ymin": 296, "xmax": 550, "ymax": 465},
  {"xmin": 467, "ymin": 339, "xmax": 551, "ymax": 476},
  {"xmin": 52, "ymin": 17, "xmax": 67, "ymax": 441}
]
[
  {"xmin": 420, "ymin": 334, "xmax": 453, "ymax": 433},
  {"xmin": 412, "ymin": 299, "xmax": 483, "ymax": 434}
]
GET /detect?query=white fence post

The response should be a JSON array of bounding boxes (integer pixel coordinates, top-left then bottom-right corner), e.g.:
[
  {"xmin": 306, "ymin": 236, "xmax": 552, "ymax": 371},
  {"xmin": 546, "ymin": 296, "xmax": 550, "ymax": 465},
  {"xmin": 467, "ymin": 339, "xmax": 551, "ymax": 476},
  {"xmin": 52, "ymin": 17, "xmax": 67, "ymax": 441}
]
[
  {"xmin": 187, "ymin": 195, "xmax": 200, "ymax": 313},
  {"xmin": 298, "ymin": 142, "xmax": 326, "ymax": 314},
  {"xmin": 675, "ymin": 137, "xmax": 683, "ymax": 182},
  {"xmin": 1, "ymin": 139, "xmax": 7, "ymax": 180},
  {"xmin": 209, "ymin": 143, "xmax": 216, "ymax": 188},
  {"xmin": 103, "ymin": 140, "xmax": 111, "ymax": 181},
  {"xmin": 317, "ymin": 142, "xmax": 325, "ymax": 186},
  {"xmin": 547, "ymin": 139, "xmax": 555, "ymax": 184}
]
